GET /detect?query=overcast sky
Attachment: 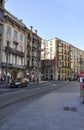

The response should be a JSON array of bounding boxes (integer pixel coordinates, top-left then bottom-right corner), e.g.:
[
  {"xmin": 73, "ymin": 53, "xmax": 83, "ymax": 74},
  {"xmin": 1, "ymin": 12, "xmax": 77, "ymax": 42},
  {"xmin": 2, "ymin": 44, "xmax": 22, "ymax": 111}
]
[{"xmin": 5, "ymin": 0, "xmax": 84, "ymax": 50}]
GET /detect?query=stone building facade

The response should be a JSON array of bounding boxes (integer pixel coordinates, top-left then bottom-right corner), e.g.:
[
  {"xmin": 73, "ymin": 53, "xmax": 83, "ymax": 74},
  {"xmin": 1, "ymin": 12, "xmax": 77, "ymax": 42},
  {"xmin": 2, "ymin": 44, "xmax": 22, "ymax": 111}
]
[
  {"xmin": 41, "ymin": 38, "xmax": 84, "ymax": 80},
  {"xmin": 0, "ymin": 0, "xmax": 42, "ymax": 82}
]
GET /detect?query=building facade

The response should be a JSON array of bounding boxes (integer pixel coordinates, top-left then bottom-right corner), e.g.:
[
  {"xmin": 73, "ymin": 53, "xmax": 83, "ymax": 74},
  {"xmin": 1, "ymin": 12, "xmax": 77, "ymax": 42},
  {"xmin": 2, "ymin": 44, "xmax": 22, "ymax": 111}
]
[
  {"xmin": 56, "ymin": 39, "xmax": 71, "ymax": 80},
  {"xmin": 41, "ymin": 39, "xmax": 56, "ymax": 80},
  {"xmin": 25, "ymin": 26, "xmax": 42, "ymax": 81},
  {"xmin": 0, "ymin": 0, "xmax": 42, "ymax": 82},
  {"xmin": 0, "ymin": 11, "xmax": 26, "ymax": 81},
  {"xmin": 41, "ymin": 37, "xmax": 84, "ymax": 81},
  {"xmin": 70, "ymin": 45, "xmax": 84, "ymax": 79}
]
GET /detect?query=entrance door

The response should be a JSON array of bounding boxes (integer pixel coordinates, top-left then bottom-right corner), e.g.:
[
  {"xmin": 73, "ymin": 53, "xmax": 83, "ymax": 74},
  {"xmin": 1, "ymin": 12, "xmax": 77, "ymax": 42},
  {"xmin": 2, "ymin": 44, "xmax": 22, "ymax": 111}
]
[{"xmin": 11, "ymin": 71, "xmax": 17, "ymax": 80}]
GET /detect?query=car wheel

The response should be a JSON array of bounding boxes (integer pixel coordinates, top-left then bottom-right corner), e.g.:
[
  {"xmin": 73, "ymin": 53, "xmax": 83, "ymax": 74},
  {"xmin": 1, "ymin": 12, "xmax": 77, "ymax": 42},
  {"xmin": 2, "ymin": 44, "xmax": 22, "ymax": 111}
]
[{"xmin": 10, "ymin": 84, "xmax": 15, "ymax": 88}]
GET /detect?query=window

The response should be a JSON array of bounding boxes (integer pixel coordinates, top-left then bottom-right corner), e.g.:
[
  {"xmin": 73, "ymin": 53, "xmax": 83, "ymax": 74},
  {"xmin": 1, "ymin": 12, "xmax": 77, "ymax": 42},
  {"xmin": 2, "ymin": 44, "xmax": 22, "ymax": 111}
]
[
  {"xmin": 46, "ymin": 42, "xmax": 48, "ymax": 47},
  {"xmin": 58, "ymin": 69, "xmax": 60, "ymax": 73},
  {"xmin": 20, "ymin": 46, "xmax": 22, "ymax": 51},
  {"xmin": 15, "ymin": 56, "xmax": 17, "ymax": 64},
  {"xmin": 7, "ymin": 41, "xmax": 10, "ymax": 46},
  {"xmin": 20, "ymin": 33, "xmax": 23, "ymax": 43},
  {"xmin": 58, "ymin": 60, "xmax": 62, "ymax": 67},
  {"xmin": 59, "ymin": 47, "xmax": 62, "ymax": 53},
  {"xmin": 7, "ymin": 26, "xmax": 11, "ymax": 36},
  {"xmin": 27, "ymin": 60, "xmax": 29, "ymax": 67},
  {"xmin": 50, "ymin": 41, "xmax": 52, "ymax": 46},
  {"xmin": 62, "ymin": 70, "xmax": 64, "ymax": 73},
  {"xmin": 59, "ymin": 55, "xmax": 62, "ymax": 60},
  {"xmin": 58, "ymin": 41, "xmax": 62, "ymax": 47},
  {"xmin": 14, "ymin": 30, "xmax": 18, "ymax": 40},
  {"xmin": 8, "ymin": 54, "xmax": 10, "ymax": 64},
  {"xmin": 50, "ymin": 47, "xmax": 52, "ymax": 52},
  {"xmin": 50, "ymin": 69, "xmax": 53, "ymax": 73},
  {"xmin": 0, "ymin": 25, "xmax": 2, "ymax": 34},
  {"xmin": 50, "ymin": 53, "xmax": 52, "ymax": 59},
  {"xmin": 0, "ymin": 9, "xmax": 3, "ymax": 19}
]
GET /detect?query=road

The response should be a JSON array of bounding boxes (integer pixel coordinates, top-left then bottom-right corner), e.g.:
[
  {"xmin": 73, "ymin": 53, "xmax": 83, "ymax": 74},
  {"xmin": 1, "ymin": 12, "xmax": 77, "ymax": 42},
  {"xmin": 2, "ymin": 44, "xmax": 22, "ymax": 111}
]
[
  {"xmin": 0, "ymin": 81, "xmax": 84, "ymax": 130},
  {"xmin": 0, "ymin": 81, "xmax": 67, "ymax": 123}
]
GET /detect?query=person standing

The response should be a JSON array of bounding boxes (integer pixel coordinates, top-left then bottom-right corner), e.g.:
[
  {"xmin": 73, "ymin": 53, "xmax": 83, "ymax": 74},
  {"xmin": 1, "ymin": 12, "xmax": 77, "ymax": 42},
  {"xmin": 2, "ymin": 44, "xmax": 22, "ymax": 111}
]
[{"xmin": 37, "ymin": 78, "xmax": 39, "ymax": 84}]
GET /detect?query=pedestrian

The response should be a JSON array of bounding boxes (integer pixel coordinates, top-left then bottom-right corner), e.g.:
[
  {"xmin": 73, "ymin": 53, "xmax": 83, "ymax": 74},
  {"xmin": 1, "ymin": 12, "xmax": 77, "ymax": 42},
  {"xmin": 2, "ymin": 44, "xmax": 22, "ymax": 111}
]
[
  {"xmin": 30, "ymin": 77, "xmax": 31, "ymax": 82},
  {"xmin": 37, "ymin": 78, "xmax": 39, "ymax": 84},
  {"xmin": 32, "ymin": 77, "xmax": 34, "ymax": 83},
  {"xmin": 1, "ymin": 77, "xmax": 3, "ymax": 83}
]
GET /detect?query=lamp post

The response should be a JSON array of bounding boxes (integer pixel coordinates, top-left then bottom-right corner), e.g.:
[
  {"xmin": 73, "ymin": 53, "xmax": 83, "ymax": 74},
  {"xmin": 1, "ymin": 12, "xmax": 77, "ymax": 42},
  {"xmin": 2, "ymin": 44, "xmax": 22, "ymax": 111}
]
[{"xmin": 5, "ymin": 44, "xmax": 8, "ymax": 84}]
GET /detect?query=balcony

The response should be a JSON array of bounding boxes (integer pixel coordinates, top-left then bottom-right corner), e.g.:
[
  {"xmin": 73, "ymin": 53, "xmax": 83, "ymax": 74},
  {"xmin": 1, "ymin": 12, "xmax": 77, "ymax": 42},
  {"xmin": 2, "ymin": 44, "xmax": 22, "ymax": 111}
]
[
  {"xmin": 32, "ymin": 43, "xmax": 37, "ymax": 48},
  {"xmin": 12, "ymin": 64, "xmax": 25, "ymax": 69},
  {"xmin": 33, "ymin": 34, "xmax": 37, "ymax": 40},
  {"xmin": 5, "ymin": 46, "xmax": 24, "ymax": 57},
  {"xmin": 1, "ymin": 62, "xmax": 13, "ymax": 68},
  {"xmin": 13, "ymin": 40, "xmax": 19, "ymax": 45},
  {"xmin": 27, "ymin": 44, "xmax": 31, "ymax": 49},
  {"xmin": 32, "ymin": 52, "xmax": 37, "ymax": 57},
  {"xmin": 27, "ymin": 53, "xmax": 30, "ymax": 58},
  {"xmin": 5, "ymin": 46, "xmax": 12, "ymax": 53},
  {"xmin": 32, "ymin": 60, "xmax": 37, "ymax": 67},
  {"xmin": 1, "ymin": 62, "xmax": 25, "ymax": 69}
]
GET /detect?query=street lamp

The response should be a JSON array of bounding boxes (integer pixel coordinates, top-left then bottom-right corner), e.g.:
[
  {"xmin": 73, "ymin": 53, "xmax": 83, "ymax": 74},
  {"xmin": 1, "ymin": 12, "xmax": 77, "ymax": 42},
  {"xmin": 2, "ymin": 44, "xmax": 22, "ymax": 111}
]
[{"xmin": 5, "ymin": 43, "xmax": 8, "ymax": 84}]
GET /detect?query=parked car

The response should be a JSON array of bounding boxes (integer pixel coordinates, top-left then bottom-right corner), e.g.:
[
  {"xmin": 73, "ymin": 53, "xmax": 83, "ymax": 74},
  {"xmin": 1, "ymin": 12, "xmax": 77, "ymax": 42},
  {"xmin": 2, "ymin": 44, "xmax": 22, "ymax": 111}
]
[{"xmin": 10, "ymin": 78, "xmax": 30, "ymax": 88}]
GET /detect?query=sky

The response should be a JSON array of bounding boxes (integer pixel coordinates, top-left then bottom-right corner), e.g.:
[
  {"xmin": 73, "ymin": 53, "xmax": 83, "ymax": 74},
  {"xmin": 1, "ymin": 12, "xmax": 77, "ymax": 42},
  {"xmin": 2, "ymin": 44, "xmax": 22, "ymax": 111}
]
[{"xmin": 5, "ymin": 0, "xmax": 84, "ymax": 50}]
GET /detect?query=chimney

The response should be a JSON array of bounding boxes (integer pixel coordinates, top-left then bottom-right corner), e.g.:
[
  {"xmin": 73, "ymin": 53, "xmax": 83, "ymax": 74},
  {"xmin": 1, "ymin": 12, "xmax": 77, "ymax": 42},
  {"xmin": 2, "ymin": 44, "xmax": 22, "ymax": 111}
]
[
  {"xmin": 0, "ymin": 0, "xmax": 5, "ymax": 8},
  {"xmin": 35, "ymin": 30, "xmax": 37, "ymax": 34},
  {"xmin": 30, "ymin": 26, "xmax": 33, "ymax": 32}
]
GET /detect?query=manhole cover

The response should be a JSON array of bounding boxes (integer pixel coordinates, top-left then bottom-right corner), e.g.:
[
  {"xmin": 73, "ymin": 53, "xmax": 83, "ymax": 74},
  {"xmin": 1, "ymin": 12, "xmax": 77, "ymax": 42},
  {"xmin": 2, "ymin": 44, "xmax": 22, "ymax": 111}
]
[{"xmin": 64, "ymin": 106, "xmax": 77, "ymax": 112}]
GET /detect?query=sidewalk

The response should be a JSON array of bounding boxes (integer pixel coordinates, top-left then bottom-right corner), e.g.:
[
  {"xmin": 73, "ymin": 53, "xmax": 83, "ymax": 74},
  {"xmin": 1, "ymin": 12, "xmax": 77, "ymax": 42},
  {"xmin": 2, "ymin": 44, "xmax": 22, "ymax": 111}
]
[{"xmin": 0, "ymin": 82, "xmax": 84, "ymax": 130}]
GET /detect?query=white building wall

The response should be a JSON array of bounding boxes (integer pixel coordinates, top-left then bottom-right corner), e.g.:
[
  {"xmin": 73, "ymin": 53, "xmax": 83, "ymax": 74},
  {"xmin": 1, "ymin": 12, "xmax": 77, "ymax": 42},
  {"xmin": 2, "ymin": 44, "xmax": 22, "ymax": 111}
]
[{"xmin": 2, "ymin": 22, "xmax": 25, "ymax": 67}]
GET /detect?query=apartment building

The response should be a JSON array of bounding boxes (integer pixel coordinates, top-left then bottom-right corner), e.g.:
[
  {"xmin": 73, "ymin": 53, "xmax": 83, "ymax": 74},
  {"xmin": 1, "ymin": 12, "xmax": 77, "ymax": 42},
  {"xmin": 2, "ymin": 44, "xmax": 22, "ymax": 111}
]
[
  {"xmin": 41, "ymin": 38, "xmax": 71, "ymax": 80},
  {"xmin": 41, "ymin": 39, "xmax": 56, "ymax": 80},
  {"xmin": 70, "ymin": 45, "xmax": 84, "ymax": 79},
  {"xmin": 41, "ymin": 37, "xmax": 84, "ymax": 81},
  {"xmin": 57, "ymin": 39, "xmax": 71, "ymax": 80},
  {"xmin": 0, "ymin": 0, "xmax": 42, "ymax": 82},
  {"xmin": 26, "ymin": 26, "xmax": 42, "ymax": 80},
  {"xmin": 0, "ymin": 7, "xmax": 26, "ymax": 81}
]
